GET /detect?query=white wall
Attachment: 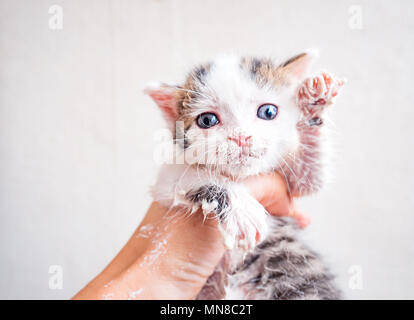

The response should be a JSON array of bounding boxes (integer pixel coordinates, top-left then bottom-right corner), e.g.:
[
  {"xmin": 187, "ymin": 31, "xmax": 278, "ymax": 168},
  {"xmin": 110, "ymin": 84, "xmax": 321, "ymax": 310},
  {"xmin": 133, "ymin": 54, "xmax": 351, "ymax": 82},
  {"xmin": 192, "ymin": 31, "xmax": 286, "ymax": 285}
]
[{"xmin": 0, "ymin": 0, "xmax": 413, "ymax": 299}]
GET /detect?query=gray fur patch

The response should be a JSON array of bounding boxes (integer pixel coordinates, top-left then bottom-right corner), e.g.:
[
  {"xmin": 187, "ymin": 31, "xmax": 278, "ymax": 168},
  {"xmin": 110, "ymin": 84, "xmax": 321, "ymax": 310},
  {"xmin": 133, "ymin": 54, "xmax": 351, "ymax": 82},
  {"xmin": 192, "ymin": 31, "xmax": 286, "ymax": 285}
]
[{"xmin": 185, "ymin": 185, "xmax": 230, "ymax": 218}]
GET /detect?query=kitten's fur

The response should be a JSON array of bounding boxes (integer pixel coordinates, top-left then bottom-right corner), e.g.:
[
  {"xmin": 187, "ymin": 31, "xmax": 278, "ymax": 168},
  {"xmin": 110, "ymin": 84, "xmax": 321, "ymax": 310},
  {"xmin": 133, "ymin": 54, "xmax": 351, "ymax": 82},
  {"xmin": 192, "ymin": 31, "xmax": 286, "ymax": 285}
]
[{"xmin": 145, "ymin": 51, "xmax": 345, "ymax": 300}]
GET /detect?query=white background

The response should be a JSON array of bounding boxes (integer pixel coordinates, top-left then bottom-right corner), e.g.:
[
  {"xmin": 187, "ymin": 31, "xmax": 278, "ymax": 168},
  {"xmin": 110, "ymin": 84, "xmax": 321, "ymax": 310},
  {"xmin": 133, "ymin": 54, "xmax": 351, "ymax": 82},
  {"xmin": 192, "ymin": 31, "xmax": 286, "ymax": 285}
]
[{"xmin": 1, "ymin": 0, "xmax": 413, "ymax": 299}]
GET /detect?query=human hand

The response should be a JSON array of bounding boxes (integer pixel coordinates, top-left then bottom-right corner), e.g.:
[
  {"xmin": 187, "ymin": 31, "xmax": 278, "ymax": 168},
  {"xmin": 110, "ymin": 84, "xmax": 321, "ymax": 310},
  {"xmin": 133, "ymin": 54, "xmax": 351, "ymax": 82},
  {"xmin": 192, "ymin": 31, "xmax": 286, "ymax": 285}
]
[
  {"xmin": 243, "ymin": 173, "xmax": 311, "ymax": 228},
  {"xmin": 73, "ymin": 172, "xmax": 309, "ymax": 300}
]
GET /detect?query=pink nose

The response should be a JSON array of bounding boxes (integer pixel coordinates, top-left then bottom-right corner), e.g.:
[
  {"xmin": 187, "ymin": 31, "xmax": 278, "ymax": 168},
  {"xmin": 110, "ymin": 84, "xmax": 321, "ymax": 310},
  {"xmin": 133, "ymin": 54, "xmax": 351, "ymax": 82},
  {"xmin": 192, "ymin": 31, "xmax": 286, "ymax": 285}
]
[{"xmin": 228, "ymin": 135, "xmax": 252, "ymax": 147}]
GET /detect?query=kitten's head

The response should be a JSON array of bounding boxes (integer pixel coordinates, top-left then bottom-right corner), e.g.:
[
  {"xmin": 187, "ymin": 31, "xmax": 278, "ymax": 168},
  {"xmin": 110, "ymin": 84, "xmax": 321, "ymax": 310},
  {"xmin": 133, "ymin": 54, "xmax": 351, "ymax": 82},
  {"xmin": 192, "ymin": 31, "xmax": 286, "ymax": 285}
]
[{"xmin": 145, "ymin": 51, "xmax": 317, "ymax": 178}]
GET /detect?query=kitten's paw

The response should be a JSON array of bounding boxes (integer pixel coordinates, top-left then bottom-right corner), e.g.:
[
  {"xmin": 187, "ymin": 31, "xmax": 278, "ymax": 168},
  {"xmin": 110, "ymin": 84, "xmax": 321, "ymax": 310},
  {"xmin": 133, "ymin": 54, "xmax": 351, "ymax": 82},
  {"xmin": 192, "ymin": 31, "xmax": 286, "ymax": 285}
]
[
  {"xmin": 185, "ymin": 185, "xmax": 230, "ymax": 220},
  {"xmin": 297, "ymin": 71, "xmax": 345, "ymax": 114},
  {"xmin": 221, "ymin": 194, "xmax": 269, "ymax": 251},
  {"xmin": 185, "ymin": 184, "xmax": 268, "ymax": 252}
]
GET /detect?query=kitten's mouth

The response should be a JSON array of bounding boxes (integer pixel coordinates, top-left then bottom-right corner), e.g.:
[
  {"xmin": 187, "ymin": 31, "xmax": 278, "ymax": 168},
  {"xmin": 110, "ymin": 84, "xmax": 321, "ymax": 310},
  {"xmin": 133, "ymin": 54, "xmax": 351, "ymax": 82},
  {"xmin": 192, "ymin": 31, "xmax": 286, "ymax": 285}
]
[
  {"xmin": 189, "ymin": 143, "xmax": 266, "ymax": 175},
  {"xmin": 242, "ymin": 147, "xmax": 260, "ymax": 158},
  {"xmin": 236, "ymin": 150, "xmax": 259, "ymax": 161},
  {"xmin": 200, "ymin": 146, "xmax": 266, "ymax": 179},
  {"xmin": 229, "ymin": 147, "xmax": 264, "ymax": 165}
]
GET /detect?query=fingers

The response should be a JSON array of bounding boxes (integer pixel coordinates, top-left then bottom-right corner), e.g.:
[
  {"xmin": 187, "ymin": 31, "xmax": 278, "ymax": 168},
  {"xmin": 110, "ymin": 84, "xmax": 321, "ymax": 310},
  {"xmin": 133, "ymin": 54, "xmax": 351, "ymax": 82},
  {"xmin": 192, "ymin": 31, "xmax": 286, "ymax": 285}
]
[
  {"xmin": 263, "ymin": 198, "xmax": 310, "ymax": 229},
  {"xmin": 243, "ymin": 172, "xmax": 290, "ymax": 216},
  {"xmin": 290, "ymin": 208, "xmax": 311, "ymax": 229},
  {"xmin": 243, "ymin": 172, "xmax": 311, "ymax": 228}
]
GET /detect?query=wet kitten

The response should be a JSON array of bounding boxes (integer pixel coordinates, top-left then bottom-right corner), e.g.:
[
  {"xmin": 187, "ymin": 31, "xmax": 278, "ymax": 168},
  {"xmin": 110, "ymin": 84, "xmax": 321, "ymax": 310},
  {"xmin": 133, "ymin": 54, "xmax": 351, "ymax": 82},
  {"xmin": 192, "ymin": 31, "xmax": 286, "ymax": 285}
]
[{"xmin": 145, "ymin": 50, "xmax": 345, "ymax": 299}]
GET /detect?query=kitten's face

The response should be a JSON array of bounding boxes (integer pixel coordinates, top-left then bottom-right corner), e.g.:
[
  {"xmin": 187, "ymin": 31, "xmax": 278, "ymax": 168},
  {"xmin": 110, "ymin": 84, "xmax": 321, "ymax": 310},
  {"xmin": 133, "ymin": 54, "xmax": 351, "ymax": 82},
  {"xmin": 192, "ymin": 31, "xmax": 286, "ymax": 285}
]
[
  {"xmin": 179, "ymin": 56, "xmax": 300, "ymax": 178},
  {"xmin": 146, "ymin": 52, "xmax": 315, "ymax": 178}
]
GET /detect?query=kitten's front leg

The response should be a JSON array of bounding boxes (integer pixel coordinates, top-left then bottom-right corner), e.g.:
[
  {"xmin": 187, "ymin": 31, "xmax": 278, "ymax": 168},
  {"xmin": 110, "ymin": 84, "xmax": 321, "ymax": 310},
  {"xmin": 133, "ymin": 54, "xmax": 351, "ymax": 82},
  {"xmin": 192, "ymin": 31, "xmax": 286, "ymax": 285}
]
[
  {"xmin": 188, "ymin": 183, "xmax": 270, "ymax": 300},
  {"xmin": 221, "ymin": 185, "xmax": 269, "ymax": 250},
  {"xmin": 283, "ymin": 72, "xmax": 345, "ymax": 196}
]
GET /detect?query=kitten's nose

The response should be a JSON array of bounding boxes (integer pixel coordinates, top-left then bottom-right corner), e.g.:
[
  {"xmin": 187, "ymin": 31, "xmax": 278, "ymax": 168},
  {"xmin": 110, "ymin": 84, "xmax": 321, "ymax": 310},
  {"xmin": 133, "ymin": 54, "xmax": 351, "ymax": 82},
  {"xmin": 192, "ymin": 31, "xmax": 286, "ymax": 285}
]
[{"xmin": 228, "ymin": 135, "xmax": 252, "ymax": 147}]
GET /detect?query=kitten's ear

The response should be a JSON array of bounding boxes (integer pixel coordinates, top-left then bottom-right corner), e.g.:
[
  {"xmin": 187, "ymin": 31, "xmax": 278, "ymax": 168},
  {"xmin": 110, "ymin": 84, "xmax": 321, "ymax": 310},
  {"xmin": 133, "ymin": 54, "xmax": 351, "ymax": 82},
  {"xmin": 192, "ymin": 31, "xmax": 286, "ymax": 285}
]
[
  {"xmin": 280, "ymin": 49, "xmax": 319, "ymax": 80},
  {"xmin": 144, "ymin": 82, "xmax": 179, "ymax": 124}
]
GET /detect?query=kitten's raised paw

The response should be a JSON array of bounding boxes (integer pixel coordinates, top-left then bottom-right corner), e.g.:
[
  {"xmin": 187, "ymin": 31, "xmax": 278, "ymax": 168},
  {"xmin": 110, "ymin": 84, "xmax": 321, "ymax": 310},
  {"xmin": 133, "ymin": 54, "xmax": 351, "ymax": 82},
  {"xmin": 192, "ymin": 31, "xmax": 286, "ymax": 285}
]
[{"xmin": 297, "ymin": 71, "xmax": 345, "ymax": 115}]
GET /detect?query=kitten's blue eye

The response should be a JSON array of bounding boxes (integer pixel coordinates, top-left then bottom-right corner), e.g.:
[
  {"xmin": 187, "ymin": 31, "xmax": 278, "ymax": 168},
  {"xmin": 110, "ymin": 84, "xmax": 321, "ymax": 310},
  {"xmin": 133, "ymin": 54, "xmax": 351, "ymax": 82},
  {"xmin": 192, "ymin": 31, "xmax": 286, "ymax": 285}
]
[
  {"xmin": 196, "ymin": 113, "xmax": 220, "ymax": 129},
  {"xmin": 257, "ymin": 104, "xmax": 278, "ymax": 120}
]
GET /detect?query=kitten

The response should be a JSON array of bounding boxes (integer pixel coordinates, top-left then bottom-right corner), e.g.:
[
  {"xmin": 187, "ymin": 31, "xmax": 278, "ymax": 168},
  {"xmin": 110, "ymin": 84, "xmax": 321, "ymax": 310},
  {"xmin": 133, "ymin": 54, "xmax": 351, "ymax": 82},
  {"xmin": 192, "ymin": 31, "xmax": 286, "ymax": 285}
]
[{"xmin": 145, "ymin": 50, "xmax": 345, "ymax": 300}]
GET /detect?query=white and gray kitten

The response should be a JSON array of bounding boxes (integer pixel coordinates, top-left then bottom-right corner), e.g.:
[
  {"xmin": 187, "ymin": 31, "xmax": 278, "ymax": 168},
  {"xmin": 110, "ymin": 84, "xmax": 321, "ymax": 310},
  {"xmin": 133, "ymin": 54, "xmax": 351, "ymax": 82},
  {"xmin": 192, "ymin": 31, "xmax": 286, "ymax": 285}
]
[{"xmin": 145, "ymin": 50, "xmax": 345, "ymax": 300}]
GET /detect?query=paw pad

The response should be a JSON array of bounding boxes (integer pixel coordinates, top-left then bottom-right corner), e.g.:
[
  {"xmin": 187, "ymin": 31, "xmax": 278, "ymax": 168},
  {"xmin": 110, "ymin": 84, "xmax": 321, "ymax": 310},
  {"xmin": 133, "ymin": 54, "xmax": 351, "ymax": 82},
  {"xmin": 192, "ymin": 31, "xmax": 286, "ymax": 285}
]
[{"xmin": 297, "ymin": 71, "xmax": 345, "ymax": 113}]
